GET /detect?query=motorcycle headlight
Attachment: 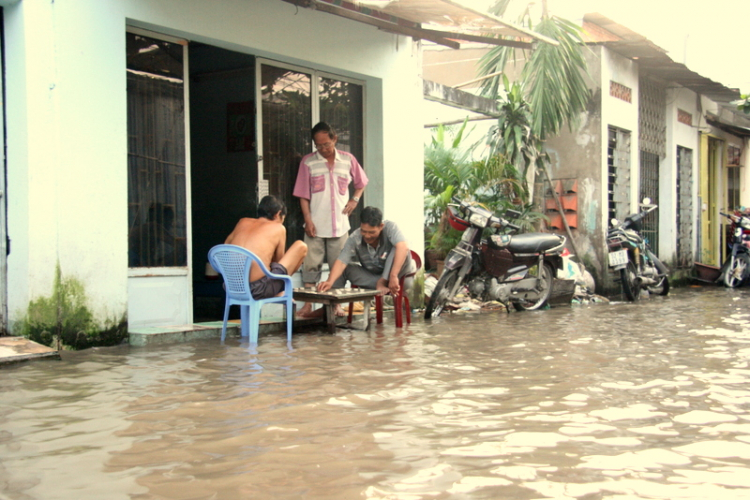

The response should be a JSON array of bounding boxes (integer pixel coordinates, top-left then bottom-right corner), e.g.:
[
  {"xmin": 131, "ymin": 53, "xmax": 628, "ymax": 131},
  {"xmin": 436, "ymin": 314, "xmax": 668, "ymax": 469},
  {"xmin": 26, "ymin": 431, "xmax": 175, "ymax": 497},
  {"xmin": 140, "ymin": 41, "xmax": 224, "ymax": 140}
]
[{"xmin": 469, "ymin": 212, "xmax": 490, "ymax": 228}]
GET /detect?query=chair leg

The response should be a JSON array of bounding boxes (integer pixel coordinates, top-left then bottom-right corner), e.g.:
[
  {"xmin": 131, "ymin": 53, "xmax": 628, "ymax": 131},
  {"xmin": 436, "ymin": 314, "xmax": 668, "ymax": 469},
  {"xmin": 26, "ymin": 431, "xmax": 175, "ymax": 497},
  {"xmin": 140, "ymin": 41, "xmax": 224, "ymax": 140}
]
[
  {"xmin": 286, "ymin": 300, "xmax": 294, "ymax": 342},
  {"xmin": 240, "ymin": 305, "xmax": 250, "ymax": 338},
  {"xmin": 405, "ymin": 296, "xmax": 411, "ymax": 325},
  {"xmin": 394, "ymin": 292, "xmax": 403, "ymax": 328},
  {"xmin": 249, "ymin": 305, "xmax": 261, "ymax": 343},
  {"xmin": 376, "ymin": 295, "xmax": 383, "ymax": 324},
  {"xmin": 221, "ymin": 301, "xmax": 230, "ymax": 341}
]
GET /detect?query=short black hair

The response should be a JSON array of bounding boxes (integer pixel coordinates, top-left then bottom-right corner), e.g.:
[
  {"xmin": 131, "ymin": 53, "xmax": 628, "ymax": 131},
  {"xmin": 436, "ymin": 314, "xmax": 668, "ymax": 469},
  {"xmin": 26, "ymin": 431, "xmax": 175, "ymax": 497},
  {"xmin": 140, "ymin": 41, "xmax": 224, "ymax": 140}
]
[
  {"xmin": 258, "ymin": 195, "xmax": 287, "ymax": 220},
  {"xmin": 311, "ymin": 121, "xmax": 336, "ymax": 141},
  {"xmin": 360, "ymin": 206, "xmax": 383, "ymax": 227}
]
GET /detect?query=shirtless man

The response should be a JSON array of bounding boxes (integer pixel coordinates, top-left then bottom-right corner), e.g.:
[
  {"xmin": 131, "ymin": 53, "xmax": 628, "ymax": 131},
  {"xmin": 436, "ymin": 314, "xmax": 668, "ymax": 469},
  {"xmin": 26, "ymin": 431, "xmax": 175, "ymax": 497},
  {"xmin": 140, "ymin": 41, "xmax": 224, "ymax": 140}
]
[{"xmin": 224, "ymin": 195, "xmax": 307, "ymax": 299}]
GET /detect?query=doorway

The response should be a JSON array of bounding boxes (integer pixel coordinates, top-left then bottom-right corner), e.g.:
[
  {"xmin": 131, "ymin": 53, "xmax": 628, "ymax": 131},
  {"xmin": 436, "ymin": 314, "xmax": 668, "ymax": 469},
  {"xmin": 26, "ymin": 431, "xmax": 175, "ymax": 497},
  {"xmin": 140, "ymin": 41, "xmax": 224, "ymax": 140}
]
[
  {"xmin": 126, "ymin": 30, "xmax": 367, "ymax": 325},
  {"xmin": 699, "ymin": 135, "xmax": 722, "ymax": 266}
]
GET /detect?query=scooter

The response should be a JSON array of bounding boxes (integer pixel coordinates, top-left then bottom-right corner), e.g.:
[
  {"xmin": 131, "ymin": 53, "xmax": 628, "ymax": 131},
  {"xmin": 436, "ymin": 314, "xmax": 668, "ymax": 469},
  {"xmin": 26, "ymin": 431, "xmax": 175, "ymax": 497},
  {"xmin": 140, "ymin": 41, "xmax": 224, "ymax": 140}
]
[
  {"xmin": 718, "ymin": 211, "xmax": 750, "ymax": 288},
  {"xmin": 606, "ymin": 198, "xmax": 669, "ymax": 301},
  {"xmin": 424, "ymin": 198, "xmax": 567, "ymax": 319}
]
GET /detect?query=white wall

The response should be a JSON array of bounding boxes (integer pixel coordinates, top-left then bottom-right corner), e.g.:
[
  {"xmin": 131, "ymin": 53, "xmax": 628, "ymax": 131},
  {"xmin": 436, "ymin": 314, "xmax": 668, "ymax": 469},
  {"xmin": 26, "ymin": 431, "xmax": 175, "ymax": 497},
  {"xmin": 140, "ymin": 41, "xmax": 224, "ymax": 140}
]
[
  {"xmin": 599, "ymin": 48, "xmax": 639, "ymax": 226},
  {"xmin": 4, "ymin": 0, "xmax": 425, "ymax": 331}
]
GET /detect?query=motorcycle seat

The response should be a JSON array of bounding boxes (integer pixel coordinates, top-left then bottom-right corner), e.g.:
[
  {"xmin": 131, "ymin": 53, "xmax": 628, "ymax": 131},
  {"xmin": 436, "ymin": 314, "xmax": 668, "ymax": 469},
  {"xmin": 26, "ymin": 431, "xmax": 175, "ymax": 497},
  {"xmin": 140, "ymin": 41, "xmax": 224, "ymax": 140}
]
[{"xmin": 506, "ymin": 233, "xmax": 564, "ymax": 254}]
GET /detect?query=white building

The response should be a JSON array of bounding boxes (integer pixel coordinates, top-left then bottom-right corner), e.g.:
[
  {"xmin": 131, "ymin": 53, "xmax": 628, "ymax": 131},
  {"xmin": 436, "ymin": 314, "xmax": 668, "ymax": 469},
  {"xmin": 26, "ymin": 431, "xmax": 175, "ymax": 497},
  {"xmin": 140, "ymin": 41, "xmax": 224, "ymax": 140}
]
[{"xmin": 1, "ymin": 0, "xmax": 543, "ymax": 347}]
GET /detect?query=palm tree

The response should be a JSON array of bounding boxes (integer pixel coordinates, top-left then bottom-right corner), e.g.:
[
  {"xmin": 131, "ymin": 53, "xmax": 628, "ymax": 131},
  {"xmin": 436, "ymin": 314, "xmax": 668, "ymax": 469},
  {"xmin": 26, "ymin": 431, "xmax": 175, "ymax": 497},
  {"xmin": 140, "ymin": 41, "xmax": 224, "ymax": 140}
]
[{"xmin": 479, "ymin": 0, "xmax": 589, "ymax": 140}]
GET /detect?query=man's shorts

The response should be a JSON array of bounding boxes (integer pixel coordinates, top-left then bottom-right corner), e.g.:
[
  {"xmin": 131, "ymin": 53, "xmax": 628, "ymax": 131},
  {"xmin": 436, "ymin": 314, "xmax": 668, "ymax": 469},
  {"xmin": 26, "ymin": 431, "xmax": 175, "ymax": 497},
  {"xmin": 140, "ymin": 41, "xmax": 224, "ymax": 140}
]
[{"xmin": 250, "ymin": 262, "xmax": 288, "ymax": 299}]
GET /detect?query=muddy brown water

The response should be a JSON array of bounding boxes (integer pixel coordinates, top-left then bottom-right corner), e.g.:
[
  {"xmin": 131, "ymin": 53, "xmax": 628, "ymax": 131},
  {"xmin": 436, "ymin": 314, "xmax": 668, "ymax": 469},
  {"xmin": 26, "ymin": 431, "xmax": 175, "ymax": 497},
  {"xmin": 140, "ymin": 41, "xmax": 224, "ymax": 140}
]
[{"xmin": 2, "ymin": 286, "xmax": 750, "ymax": 499}]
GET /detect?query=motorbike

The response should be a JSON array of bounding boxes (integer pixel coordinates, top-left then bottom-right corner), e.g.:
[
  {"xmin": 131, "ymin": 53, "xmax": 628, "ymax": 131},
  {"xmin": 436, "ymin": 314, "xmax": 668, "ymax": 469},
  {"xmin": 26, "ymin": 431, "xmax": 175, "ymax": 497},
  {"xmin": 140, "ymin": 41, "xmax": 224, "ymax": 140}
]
[
  {"xmin": 606, "ymin": 198, "xmax": 669, "ymax": 301},
  {"xmin": 424, "ymin": 198, "xmax": 567, "ymax": 319},
  {"xmin": 718, "ymin": 210, "xmax": 750, "ymax": 288}
]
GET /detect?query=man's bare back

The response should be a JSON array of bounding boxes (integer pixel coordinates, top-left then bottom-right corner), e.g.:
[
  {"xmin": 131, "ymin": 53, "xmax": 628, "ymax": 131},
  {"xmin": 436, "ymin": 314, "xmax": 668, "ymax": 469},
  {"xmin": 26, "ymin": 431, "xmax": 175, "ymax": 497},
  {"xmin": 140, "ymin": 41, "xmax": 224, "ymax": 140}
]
[{"xmin": 225, "ymin": 217, "xmax": 286, "ymax": 282}]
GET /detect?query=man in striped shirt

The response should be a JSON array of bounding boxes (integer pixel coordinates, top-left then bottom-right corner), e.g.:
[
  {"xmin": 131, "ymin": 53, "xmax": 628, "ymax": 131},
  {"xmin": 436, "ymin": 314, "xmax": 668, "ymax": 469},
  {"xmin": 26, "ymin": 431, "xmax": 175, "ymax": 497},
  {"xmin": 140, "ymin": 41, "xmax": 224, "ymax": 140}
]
[{"xmin": 293, "ymin": 122, "xmax": 368, "ymax": 318}]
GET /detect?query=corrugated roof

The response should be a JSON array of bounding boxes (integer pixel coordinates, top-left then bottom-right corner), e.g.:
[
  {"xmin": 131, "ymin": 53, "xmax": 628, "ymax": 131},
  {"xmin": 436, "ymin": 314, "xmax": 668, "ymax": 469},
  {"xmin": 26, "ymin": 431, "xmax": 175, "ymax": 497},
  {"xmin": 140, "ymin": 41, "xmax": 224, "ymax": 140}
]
[
  {"xmin": 583, "ymin": 13, "xmax": 740, "ymax": 104},
  {"xmin": 280, "ymin": 0, "xmax": 557, "ymax": 49}
]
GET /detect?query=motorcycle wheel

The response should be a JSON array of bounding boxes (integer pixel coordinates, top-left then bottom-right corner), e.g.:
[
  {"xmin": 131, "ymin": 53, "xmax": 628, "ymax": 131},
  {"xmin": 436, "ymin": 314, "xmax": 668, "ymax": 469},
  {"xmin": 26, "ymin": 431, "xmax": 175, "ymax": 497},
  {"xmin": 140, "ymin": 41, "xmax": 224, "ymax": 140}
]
[
  {"xmin": 512, "ymin": 262, "xmax": 554, "ymax": 311},
  {"xmin": 647, "ymin": 274, "xmax": 670, "ymax": 296},
  {"xmin": 620, "ymin": 260, "xmax": 640, "ymax": 301},
  {"xmin": 424, "ymin": 269, "xmax": 461, "ymax": 319},
  {"xmin": 723, "ymin": 254, "xmax": 750, "ymax": 288}
]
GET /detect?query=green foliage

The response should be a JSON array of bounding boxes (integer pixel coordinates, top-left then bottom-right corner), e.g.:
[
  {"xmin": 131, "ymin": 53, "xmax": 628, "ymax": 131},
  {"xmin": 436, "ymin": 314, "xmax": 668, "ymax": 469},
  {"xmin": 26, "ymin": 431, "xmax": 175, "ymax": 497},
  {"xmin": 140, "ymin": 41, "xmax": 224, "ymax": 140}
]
[
  {"xmin": 736, "ymin": 94, "xmax": 750, "ymax": 114},
  {"xmin": 424, "ymin": 120, "xmax": 543, "ymax": 257},
  {"xmin": 486, "ymin": 76, "xmax": 535, "ymax": 172},
  {"xmin": 424, "ymin": 119, "xmax": 476, "ymax": 226}
]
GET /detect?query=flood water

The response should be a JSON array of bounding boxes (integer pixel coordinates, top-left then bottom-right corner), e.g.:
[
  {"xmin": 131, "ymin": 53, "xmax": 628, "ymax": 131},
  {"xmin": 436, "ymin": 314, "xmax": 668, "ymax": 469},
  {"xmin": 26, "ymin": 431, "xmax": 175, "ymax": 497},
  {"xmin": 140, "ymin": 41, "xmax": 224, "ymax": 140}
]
[{"xmin": 2, "ymin": 286, "xmax": 750, "ymax": 499}]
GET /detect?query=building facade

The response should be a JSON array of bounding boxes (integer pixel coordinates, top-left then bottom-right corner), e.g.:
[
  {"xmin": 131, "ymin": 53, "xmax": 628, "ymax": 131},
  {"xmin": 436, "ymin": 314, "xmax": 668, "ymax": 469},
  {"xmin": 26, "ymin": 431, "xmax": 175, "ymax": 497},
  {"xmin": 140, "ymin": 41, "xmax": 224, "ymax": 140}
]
[{"xmin": 1, "ymin": 0, "xmax": 427, "ymax": 342}]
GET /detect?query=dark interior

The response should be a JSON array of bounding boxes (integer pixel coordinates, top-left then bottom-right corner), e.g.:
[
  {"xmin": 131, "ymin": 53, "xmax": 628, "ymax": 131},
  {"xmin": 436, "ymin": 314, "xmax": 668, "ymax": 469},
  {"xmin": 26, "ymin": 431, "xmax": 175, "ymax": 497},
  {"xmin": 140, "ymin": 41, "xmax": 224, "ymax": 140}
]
[{"xmin": 189, "ymin": 43, "xmax": 258, "ymax": 321}]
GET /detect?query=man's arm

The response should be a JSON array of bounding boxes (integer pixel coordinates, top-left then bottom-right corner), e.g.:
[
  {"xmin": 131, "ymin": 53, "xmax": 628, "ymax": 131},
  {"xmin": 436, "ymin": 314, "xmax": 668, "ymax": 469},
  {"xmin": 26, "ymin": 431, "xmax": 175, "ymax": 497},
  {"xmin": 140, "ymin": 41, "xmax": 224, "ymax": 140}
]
[
  {"xmin": 343, "ymin": 186, "xmax": 365, "ymax": 216},
  {"xmin": 343, "ymin": 156, "xmax": 368, "ymax": 216},
  {"xmin": 300, "ymin": 198, "xmax": 316, "ymax": 238},
  {"xmin": 384, "ymin": 241, "xmax": 409, "ymax": 295},
  {"xmin": 317, "ymin": 259, "xmax": 346, "ymax": 292},
  {"xmin": 272, "ymin": 226, "xmax": 286, "ymax": 263}
]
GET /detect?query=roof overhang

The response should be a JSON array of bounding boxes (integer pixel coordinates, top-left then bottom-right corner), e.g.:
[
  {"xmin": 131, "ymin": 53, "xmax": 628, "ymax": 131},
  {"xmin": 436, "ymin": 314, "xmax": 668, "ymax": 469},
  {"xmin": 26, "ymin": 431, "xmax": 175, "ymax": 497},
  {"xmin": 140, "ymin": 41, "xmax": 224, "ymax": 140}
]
[
  {"xmin": 280, "ymin": 0, "xmax": 558, "ymax": 49},
  {"xmin": 583, "ymin": 13, "xmax": 740, "ymax": 105},
  {"xmin": 706, "ymin": 116, "xmax": 750, "ymax": 138}
]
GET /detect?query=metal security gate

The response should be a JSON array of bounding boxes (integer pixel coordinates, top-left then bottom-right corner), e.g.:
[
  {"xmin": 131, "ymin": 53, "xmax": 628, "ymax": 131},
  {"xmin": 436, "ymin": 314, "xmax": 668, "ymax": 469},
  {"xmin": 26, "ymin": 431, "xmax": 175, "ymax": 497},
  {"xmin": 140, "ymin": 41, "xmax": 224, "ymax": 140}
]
[
  {"xmin": 676, "ymin": 146, "xmax": 693, "ymax": 268},
  {"xmin": 639, "ymin": 150, "xmax": 660, "ymax": 254},
  {"xmin": 639, "ymin": 76, "xmax": 666, "ymax": 256}
]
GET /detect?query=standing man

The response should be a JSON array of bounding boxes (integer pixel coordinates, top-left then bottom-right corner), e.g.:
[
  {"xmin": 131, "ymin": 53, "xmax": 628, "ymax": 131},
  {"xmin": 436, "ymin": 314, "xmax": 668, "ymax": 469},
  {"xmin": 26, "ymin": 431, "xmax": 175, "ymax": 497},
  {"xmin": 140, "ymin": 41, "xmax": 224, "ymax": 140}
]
[
  {"xmin": 224, "ymin": 195, "xmax": 307, "ymax": 299},
  {"xmin": 317, "ymin": 206, "xmax": 413, "ymax": 296},
  {"xmin": 293, "ymin": 122, "xmax": 368, "ymax": 317}
]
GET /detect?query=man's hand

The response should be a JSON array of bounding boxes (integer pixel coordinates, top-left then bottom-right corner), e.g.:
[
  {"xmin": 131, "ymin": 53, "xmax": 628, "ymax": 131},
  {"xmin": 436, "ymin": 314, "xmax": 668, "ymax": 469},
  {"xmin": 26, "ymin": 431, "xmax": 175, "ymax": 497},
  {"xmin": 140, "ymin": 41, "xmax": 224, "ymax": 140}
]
[
  {"xmin": 305, "ymin": 220, "xmax": 317, "ymax": 238},
  {"xmin": 342, "ymin": 199, "xmax": 357, "ymax": 216},
  {"xmin": 317, "ymin": 280, "xmax": 333, "ymax": 293},
  {"xmin": 388, "ymin": 275, "xmax": 400, "ymax": 296}
]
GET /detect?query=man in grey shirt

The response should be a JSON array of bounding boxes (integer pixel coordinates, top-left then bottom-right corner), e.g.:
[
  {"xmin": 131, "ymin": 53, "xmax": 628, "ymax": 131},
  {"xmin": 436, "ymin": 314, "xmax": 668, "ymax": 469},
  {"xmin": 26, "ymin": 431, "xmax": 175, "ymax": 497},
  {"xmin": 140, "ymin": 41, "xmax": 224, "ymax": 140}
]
[{"xmin": 317, "ymin": 206, "xmax": 413, "ymax": 296}]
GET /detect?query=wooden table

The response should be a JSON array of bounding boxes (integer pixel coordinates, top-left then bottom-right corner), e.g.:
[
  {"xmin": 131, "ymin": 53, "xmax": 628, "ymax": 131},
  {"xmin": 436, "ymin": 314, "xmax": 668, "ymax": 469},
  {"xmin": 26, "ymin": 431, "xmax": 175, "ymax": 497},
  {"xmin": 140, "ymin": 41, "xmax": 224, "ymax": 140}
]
[{"xmin": 293, "ymin": 288, "xmax": 381, "ymax": 333}]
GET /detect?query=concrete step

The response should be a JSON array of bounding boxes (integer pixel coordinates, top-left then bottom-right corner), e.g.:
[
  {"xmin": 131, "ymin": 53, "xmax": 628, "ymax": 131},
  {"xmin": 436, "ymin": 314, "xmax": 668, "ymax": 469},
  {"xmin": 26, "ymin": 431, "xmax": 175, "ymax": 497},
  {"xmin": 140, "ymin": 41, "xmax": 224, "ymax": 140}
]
[
  {"xmin": 128, "ymin": 309, "xmax": 396, "ymax": 346},
  {"xmin": 0, "ymin": 337, "xmax": 61, "ymax": 366}
]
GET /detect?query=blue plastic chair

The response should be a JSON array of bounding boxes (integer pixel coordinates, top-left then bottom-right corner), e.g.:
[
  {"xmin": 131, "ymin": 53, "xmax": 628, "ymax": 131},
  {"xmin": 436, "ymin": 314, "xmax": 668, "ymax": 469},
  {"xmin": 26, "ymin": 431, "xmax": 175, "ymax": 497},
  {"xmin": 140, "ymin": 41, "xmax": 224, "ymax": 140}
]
[{"xmin": 207, "ymin": 244, "xmax": 294, "ymax": 343}]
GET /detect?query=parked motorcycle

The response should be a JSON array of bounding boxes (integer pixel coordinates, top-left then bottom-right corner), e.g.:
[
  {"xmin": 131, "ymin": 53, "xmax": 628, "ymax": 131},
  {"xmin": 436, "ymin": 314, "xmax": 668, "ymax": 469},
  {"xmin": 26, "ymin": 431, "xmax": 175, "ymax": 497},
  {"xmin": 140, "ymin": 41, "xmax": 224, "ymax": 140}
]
[
  {"xmin": 424, "ymin": 199, "xmax": 567, "ymax": 319},
  {"xmin": 606, "ymin": 198, "xmax": 669, "ymax": 301},
  {"xmin": 718, "ymin": 211, "xmax": 750, "ymax": 288}
]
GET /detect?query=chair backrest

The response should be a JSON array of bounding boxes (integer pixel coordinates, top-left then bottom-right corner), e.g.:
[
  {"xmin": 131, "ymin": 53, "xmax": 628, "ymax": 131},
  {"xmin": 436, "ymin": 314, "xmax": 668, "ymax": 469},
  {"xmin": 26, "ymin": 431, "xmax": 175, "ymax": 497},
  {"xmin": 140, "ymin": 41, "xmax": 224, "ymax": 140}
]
[
  {"xmin": 207, "ymin": 244, "xmax": 269, "ymax": 301},
  {"xmin": 410, "ymin": 250, "xmax": 422, "ymax": 273},
  {"xmin": 401, "ymin": 250, "xmax": 422, "ymax": 283}
]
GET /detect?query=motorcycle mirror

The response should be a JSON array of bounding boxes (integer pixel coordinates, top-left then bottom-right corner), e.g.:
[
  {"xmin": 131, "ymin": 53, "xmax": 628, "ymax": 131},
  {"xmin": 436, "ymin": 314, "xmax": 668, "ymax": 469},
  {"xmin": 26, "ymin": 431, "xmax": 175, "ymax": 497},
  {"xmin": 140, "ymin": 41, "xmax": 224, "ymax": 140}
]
[
  {"xmin": 611, "ymin": 218, "xmax": 619, "ymax": 227},
  {"xmin": 641, "ymin": 197, "xmax": 652, "ymax": 206}
]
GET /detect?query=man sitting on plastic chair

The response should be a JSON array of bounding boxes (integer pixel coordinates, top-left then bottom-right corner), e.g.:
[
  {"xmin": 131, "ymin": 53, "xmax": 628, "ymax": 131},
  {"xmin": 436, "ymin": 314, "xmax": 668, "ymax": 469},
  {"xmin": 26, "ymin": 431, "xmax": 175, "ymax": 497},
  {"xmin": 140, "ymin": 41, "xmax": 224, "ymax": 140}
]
[
  {"xmin": 220, "ymin": 195, "xmax": 307, "ymax": 339},
  {"xmin": 317, "ymin": 206, "xmax": 414, "ymax": 325}
]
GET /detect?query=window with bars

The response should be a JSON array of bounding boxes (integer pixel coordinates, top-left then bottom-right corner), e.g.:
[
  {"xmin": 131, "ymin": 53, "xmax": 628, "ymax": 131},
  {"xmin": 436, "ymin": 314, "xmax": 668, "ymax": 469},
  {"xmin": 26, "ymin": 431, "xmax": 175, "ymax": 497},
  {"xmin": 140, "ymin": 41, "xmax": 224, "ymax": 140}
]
[
  {"xmin": 608, "ymin": 126, "xmax": 631, "ymax": 223},
  {"xmin": 127, "ymin": 33, "xmax": 187, "ymax": 268},
  {"xmin": 676, "ymin": 146, "xmax": 693, "ymax": 268},
  {"xmin": 727, "ymin": 166, "xmax": 741, "ymax": 211}
]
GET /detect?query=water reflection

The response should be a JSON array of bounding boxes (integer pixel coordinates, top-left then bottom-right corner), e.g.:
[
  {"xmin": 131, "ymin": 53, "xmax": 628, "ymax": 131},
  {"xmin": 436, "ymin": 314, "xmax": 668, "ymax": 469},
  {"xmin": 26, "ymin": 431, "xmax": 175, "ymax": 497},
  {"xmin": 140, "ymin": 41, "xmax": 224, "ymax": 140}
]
[{"xmin": 1, "ymin": 287, "xmax": 750, "ymax": 499}]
